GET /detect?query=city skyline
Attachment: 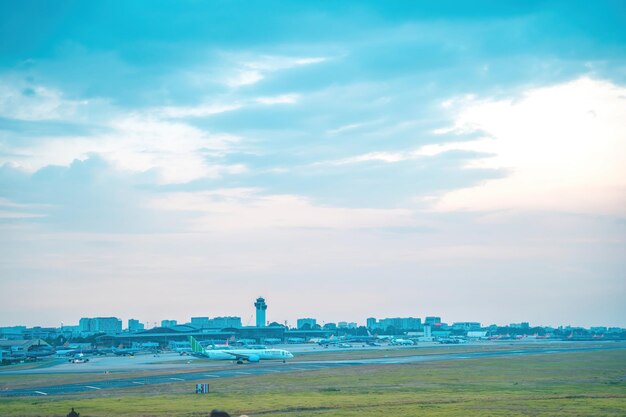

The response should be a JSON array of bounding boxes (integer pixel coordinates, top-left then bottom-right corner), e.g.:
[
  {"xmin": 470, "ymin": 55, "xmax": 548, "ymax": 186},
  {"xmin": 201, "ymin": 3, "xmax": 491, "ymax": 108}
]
[
  {"xmin": 1, "ymin": 2, "xmax": 625, "ymax": 329},
  {"xmin": 2, "ymin": 296, "xmax": 623, "ymax": 330}
]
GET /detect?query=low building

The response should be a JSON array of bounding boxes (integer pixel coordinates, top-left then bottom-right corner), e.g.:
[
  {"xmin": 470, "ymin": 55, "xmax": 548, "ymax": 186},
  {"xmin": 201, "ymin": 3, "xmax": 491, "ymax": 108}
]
[
  {"xmin": 297, "ymin": 318, "xmax": 317, "ymax": 329},
  {"xmin": 452, "ymin": 322, "xmax": 481, "ymax": 331}
]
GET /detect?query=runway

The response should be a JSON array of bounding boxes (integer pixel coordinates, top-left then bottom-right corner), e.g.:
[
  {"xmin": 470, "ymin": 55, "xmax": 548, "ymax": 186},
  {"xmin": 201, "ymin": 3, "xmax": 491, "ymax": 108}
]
[{"xmin": 1, "ymin": 343, "xmax": 623, "ymax": 397}]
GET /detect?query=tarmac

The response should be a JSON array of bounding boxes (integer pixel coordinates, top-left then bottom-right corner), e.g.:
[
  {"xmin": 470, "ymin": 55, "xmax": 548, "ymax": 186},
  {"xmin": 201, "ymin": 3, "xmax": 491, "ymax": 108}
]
[{"xmin": 1, "ymin": 342, "xmax": 624, "ymax": 397}]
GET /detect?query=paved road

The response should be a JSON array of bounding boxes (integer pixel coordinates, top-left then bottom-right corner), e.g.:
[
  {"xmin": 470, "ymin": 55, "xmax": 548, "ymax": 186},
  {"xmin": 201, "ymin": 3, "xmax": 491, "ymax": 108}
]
[{"xmin": 1, "ymin": 344, "xmax": 623, "ymax": 397}]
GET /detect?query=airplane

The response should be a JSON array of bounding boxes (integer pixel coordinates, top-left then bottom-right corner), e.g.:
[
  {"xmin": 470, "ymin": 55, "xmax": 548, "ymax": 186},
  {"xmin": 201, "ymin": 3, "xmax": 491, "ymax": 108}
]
[
  {"xmin": 189, "ymin": 336, "xmax": 293, "ymax": 364},
  {"xmin": 8, "ymin": 349, "xmax": 56, "ymax": 360},
  {"xmin": 391, "ymin": 338, "xmax": 414, "ymax": 346},
  {"xmin": 113, "ymin": 348, "xmax": 141, "ymax": 356}
]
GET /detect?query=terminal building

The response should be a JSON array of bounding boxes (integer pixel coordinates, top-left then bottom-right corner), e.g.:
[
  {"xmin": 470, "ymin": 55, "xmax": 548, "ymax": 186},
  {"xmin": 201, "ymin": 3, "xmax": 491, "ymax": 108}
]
[
  {"xmin": 187, "ymin": 317, "xmax": 241, "ymax": 329},
  {"xmin": 297, "ymin": 318, "xmax": 317, "ymax": 329},
  {"xmin": 96, "ymin": 297, "xmax": 334, "ymax": 348}
]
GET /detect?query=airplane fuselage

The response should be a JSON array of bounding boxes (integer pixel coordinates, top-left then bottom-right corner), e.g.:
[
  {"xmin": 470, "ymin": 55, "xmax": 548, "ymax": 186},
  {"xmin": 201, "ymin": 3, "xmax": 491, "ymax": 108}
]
[{"xmin": 195, "ymin": 348, "xmax": 292, "ymax": 361}]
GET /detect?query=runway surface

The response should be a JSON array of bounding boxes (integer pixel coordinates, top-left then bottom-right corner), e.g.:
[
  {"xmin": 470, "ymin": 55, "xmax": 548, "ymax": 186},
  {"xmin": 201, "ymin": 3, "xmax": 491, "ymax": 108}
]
[{"xmin": 1, "ymin": 343, "xmax": 623, "ymax": 397}]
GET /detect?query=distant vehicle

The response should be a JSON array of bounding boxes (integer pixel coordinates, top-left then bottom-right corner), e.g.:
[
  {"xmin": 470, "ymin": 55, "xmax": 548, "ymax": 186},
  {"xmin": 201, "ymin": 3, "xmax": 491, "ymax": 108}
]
[
  {"xmin": 337, "ymin": 343, "xmax": 353, "ymax": 348},
  {"xmin": 69, "ymin": 357, "xmax": 89, "ymax": 363},
  {"xmin": 367, "ymin": 342, "xmax": 382, "ymax": 347},
  {"xmin": 189, "ymin": 336, "xmax": 293, "ymax": 364}
]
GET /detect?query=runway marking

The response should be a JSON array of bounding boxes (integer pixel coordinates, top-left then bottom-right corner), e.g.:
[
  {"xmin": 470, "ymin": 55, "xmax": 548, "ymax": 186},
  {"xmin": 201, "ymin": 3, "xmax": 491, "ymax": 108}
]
[
  {"xmin": 85, "ymin": 386, "xmax": 101, "ymax": 390},
  {"xmin": 234, "ymin": 371, "xmax": 251, "ymax": 375},
  {"xmin": 34, "ymin": 391, "xmax": 48, "ymax": 396},
  {"xmin": 169, "ymin": 377, "xmax": 185, "ymax": 381},
  {"xmin": 264, "ymin": 369, "xmax": 281, "ymax": 373},
  {"xmin": 132, "ymin": 381, "xmax": 145, "ymax": 385},
  {"xmin": 204, "ymin": 374, "xmax": 219, "ymax": 378}
]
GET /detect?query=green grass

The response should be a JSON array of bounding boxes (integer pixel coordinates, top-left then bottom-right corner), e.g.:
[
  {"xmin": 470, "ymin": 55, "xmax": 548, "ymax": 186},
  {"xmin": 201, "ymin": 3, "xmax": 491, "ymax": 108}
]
[{"xmin": 0, "ymin": 349, "xmax": 624, "ymax": 416}]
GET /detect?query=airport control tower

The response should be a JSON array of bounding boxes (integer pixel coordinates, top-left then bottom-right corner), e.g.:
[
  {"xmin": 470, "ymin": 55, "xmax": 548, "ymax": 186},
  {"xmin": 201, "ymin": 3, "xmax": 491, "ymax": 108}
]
[{"xmin": 254, "ymin": 297, "xmax": 267, "ymax": 327}]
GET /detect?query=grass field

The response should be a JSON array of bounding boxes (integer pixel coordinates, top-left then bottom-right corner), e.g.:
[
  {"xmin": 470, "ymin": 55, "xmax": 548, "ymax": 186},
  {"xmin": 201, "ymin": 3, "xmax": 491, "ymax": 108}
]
[{"xmin": 0, "ymin": 349, "xmax": 624, "ymax": 416}]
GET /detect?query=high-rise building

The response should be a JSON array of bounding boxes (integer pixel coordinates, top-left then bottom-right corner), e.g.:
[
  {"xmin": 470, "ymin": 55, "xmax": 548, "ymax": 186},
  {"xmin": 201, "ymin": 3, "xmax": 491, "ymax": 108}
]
[
  {"xmin": 79, "ymin": 317, "xmax": 122, "ymax": 334},
  {"xmin": 371, "ymin": 317, "xmax": 421, "ymax": 331},
  {"xmin": 128, "ymin": 319, "xmax": 145, "ymax": 332},
  {"xmin": 190, "ymin": 317, "xmax": 210, "ymax": 328},
  {"xmin": 425, "ymin": 316, "xmax": 441, "ymax": 326},
  {"xmin": 254, "ymin": 297, "xmax": 267, "ymax": 327},
  {"xmin": 366, "ymin": 317, "xmax": 377, "ymax": 329},
  {"xmin": 210, "ymin": 317, "xmax": 242, "ymax": 329}
]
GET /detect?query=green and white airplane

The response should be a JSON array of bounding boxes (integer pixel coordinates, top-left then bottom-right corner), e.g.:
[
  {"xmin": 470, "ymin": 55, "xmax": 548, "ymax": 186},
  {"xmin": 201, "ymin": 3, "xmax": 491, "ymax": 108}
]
[{"xmin": 189, "ymin": 336, "xmax": 294, "ymax": 363}]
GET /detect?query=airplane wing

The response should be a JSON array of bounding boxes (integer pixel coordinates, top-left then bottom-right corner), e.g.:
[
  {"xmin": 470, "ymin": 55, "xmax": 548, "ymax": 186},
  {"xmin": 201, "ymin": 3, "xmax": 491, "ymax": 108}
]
[{"xmin": 221, "ymin": 351, "xmax": 253, "ymax": 361}]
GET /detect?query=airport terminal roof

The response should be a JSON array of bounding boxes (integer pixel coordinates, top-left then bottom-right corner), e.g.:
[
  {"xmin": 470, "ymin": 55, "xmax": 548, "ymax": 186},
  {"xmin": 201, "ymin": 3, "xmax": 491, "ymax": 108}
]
[{"xmin": 0, "ymin": 339, "xmax": 50, "ymax": 349}]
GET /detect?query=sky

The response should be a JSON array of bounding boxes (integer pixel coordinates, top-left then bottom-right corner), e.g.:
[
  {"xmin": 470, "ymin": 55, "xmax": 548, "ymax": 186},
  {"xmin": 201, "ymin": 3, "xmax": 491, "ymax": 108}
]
[{"xmin": 0, "ymin": 0, "xmax": 624, "ymax": 329}]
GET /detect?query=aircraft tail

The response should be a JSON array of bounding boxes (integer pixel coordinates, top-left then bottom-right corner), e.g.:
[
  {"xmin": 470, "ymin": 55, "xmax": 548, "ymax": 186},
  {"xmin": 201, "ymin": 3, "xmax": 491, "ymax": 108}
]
[{"xmin": 189, "ymin": 336, "xmax": 205, "ymax": 354}]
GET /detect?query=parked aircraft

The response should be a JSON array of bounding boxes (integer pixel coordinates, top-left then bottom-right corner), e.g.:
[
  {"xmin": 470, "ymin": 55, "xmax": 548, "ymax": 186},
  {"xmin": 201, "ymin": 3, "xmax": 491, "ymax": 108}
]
[
  {"xmin": 391, "ymin": 338, "xmax": 415, "ymax": 345},
  {"xmin": 8, "ymin": 348, "xmax": 56, "ymax": 359},
  {"xmin": 189, "ymin": 336, "xmax": 293, "ymax": 363},
  {"xmin": 113, "ymin": 348, "xmax": 140, "ymax": 356}
]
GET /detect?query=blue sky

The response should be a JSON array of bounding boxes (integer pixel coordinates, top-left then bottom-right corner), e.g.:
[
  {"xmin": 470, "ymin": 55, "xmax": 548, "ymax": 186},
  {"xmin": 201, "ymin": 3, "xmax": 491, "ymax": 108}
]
[{"xmin": 0, "ymin": 1, "xmax": 624, "ymax": 328}]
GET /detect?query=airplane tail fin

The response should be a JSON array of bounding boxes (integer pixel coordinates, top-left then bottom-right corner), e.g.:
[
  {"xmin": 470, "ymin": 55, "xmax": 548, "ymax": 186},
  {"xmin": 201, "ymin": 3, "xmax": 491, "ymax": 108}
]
[{"xmin": 189, "ymin": 336, "xmax": 205, "ymax": 354}]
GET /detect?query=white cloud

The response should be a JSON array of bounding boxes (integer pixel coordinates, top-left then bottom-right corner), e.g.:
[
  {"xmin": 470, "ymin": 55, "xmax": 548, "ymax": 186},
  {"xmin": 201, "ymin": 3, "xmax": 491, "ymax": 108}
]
[
  {"xmin": 226, "ymin": 70, "xmax": 264, "ymax": 87},
  {"xmin": 150, "ymin": 188, "xmax": 419, "ymax": 231},
  {"xmin": 431, "ymin": 77, "xmax": 626, "ymax": 215},
  {"xmin": 0, "ymin": 81, "xmax": 87, "ymax": 121},
  {"xmin": 153, "ymin": 103, "xmax": 241, "ymax": 118},
  {"xmin": 2, "ymin": 115, "xmax": 244, "ymax": 184},
  {"xmin": 223, "ymin": 54, "xmax": 328, "ymax": 87},
  {"xmin": 0, "ymin": 198, "xmax": 48, "ymax": 219},
  {"xmin": 255, "ymin": 94, "xmax": 299, "ymax": 105},
  {"xmin": 321, "ymin": 142, "xmax": 471, "ymax": 166}
]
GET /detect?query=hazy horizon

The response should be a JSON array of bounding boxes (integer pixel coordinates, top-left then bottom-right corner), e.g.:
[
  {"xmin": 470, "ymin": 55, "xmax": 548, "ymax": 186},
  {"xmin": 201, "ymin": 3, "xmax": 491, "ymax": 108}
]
[{"xmin": 1, "ymin": 1, "xmax": 624, "ymax": 330}]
